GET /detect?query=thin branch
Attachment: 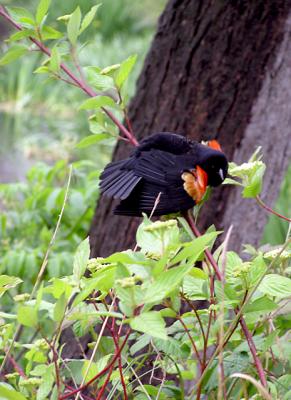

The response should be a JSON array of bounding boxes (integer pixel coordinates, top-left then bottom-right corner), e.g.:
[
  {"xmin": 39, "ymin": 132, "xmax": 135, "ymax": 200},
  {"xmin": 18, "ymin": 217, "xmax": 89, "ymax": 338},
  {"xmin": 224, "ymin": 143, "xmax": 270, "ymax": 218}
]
[
  {"xmin": 60, "ymin": 329, "xmax": 131, "ymax": 399},
  {"xmin": 256, "ymin": 195, "xmax": 291, "ymax": 223},
  {"xmin": 183, "ymin": 210, "xmax": 223, "ymax": 280},
  {"xmin": 183, "ymin": 210, "xmax": 268, "ymax": 388},
  {"xmin": 0, "ymin": 6, "xmax": 138, "ymax": 147},
  {"xmin": 177, "ymin": 315, "xmax": 202, "ymax": 366}
]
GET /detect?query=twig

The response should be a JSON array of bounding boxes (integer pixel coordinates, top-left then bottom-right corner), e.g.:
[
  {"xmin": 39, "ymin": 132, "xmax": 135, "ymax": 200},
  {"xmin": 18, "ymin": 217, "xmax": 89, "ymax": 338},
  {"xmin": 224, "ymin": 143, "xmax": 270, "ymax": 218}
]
[
  {"xmin": 183, "ymin": 210, "xmax": 268, "ymax": 388},
  {"xmin": 256, "ymin": 195, "xmax": 291, "ymax": 223},
  {"xmin": 183, "ymin": 211, "xmax": 223, "ymax": 280},
  {"xmin": 0, "ymin": 6, "xmax": 138, "ymax": 147},
  {"xmin": 75, "ymin": 297, "xmax": 117, "ymax": 400},
  {"xmin": 60, "ymin": 329, "xmax": 131, "ymax": 399},
  {"xmin": 177, "ymin": 315, "xmax": 202, "ymax": 366}
]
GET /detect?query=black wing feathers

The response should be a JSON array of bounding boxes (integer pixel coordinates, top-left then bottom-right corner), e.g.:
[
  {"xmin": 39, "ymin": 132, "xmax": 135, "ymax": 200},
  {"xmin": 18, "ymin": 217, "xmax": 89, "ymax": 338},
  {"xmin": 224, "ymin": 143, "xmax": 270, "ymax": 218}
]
[{"xmin": 99, "ymin": 133, "xmax": 199, "ymax": 216}]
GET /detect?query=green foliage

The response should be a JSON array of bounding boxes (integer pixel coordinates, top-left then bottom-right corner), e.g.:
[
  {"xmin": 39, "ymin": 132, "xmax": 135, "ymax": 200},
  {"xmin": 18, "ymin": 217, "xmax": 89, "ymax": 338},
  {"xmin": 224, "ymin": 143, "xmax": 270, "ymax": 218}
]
[
  {"xmin": 0, "ymin": 1, "xmax": 290, "ymax": 399},
  {"xmin": 224, "ymin": 147, "xmax": 266, "ymax": 198}
]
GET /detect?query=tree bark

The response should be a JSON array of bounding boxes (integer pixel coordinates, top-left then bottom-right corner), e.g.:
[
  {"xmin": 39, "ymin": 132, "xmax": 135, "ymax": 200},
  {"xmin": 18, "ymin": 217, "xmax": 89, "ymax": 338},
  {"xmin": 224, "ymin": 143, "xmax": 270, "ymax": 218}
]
[{"xmin": 90, "ymin": 0, "xmax": 291, "ymax": 257}]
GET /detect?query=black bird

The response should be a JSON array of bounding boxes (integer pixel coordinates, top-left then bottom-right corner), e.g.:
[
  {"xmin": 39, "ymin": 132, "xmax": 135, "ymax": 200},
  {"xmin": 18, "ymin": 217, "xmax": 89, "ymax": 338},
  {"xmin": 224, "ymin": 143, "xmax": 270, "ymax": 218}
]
[{"xmin": 100, "ymin": 132, "xmax": 228, "ymax": 216}]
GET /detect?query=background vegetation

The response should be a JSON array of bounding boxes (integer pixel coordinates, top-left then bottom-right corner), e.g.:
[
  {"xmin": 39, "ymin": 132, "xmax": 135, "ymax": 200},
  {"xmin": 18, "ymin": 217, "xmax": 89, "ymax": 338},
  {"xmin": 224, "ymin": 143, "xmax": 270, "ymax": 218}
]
[{"xmin": 0, "ymin": 1, "xmax": 290, "ymax": 399}]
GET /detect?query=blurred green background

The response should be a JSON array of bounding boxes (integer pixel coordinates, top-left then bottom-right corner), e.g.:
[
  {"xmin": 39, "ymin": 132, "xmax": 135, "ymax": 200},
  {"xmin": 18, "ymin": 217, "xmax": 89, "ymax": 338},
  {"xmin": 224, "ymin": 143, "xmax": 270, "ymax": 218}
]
[
  {"xmin": 0, "ymin": 0, "xmax": 166, "ymax": 182},
  {"xmin": 0, "ymin": 0, "xmax": 289, "ymax": 292}
]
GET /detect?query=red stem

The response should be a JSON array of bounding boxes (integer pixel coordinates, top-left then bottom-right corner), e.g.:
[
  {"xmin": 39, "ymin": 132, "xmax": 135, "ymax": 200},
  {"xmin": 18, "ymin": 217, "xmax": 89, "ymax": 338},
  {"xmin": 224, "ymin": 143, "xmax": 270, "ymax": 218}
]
[
  {"xmin": 256, "ymin": 196, "xmax": 291, "ymax": 223},
  {"xmin": 60, "ymin": 329, "xmax": 131, "ymax": 399},
  {"xmin": 0, "ymin": 6, "xmax": 138, "ymax": 147},
  {"xmin": 177, "ymin": 315, "xmax": 202, "ymax": 366},
  {"xmin": 95, "ymin": 363, "xmax": 115, "ymax": 400},
  {"xmin": 183, "ymin": 210, "xmax": 268, "ymax": 388},
  {"xmin": 238, "ymin": 314, "xmax": 267, "ymax": 387},
  {"xmin": 183, "ymin": 211, "xmax": 223, "ymax": 280}
]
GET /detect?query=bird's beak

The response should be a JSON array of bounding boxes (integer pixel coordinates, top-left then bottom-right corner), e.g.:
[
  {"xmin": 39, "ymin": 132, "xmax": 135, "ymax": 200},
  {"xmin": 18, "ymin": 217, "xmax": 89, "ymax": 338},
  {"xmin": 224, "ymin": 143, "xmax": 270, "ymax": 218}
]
[{"xmin": 218, "ymin": 168, "xmax": 224, "ymax": 181}]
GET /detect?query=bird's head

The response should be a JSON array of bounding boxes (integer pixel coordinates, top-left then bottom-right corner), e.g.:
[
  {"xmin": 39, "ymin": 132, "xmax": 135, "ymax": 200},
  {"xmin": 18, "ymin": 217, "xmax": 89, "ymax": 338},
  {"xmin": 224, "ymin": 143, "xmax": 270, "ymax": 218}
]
[{"xmin": 195, "ymin": 140, "xmax": 228, "ymax": 187}]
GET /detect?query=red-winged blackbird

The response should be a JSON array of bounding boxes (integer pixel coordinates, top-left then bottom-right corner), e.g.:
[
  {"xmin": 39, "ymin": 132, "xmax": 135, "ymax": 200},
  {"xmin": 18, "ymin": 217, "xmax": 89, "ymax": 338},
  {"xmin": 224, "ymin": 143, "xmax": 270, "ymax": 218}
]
[{"xmin": 100, "ymin": 132, "xmax": 228, "ymax": 216}]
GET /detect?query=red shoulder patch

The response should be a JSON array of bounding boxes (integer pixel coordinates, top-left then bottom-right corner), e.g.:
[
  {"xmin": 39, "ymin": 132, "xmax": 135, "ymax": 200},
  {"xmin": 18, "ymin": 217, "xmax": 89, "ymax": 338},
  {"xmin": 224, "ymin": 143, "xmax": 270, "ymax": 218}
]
[{"xmin": 207, "ymin": 140, "xmax": 222, "ymax": 152}]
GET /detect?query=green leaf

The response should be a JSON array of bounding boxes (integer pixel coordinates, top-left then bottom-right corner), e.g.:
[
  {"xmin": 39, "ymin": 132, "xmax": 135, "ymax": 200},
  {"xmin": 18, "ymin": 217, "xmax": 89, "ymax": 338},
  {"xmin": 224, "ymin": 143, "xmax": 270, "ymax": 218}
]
[
  {"xmin": 136, "ymin": 217, "xmax": 180, "ymax": 257},
  {"xmin": 115, "ymin": 54, "xmax": 137, "ymax": 88},
  {"xmin": 76, "ymin": 133, "xmax": 111, "ymax": 149},
  {"xmin": 17, "ymin": 305, "xmax": 37, "ymax": 327},
  {"xmin": 72, "ymin": 267, "xmax": 116, "ymax": 307},
  {"xmin": 36, "ymin": 0, "xmax": 51, "ymax": 25},
  {"xmin": 8, "ymin": 29, "xmax": 35, "ymax": 42},
  {"xmin": 53, "ymin": 293, "xmax": 67, "ymax": 322},
  {"xmin": 6, "ymin": 7, "xmax": 35, "ymax": 25},
  {"xmin": 89, "ymin": 120, "xmax": 107, "ymax": 134},
  {"xmin": 86, "ymin": 67, "xmax": 115, "ymax": 91},
  {"xmin": 0, "ymin": 45, "xmax": 27, "ymax": 66},
  {"xmin": 0, "ymin": 275, "xmax": 22, "ymax": 298},
  {"xmin": 130, "ymin": 311, "xmax": 167, "ymax": 340},
  {"xmin": 258, "ymin": 274, "xmax": 291, "ymax": 299},
  {"xmin": 171, "ymin": 232, "xmax": 219, "ymax": 264},
  {"xmin": 73, "ymin": 237, "xmax": 90, "ymax": 281},
  {"xmin": 0, "ymin": 383, "xmax": 28, "ymax": 400},
  {"xmin": 183, "ymin": 275, "xmax": 208, "ymax": 300},
  {"xmin": 41, "ymin": 25, "xmax": 63, "ymax": 40},
  {"xmin": 67, "ymin": 7, "xmax": 81, "ymax": 46},
  {"xmin": 143, "ymin": 264, "xmax": 193, "ymax": 304},
  {"xmin": 79, "ymin": 4, "xmax": 101, "ymax": 34},
  {"xmin": 245, "ymin": 295, "xmax": 278, "ymax": 313},
  {"xmin": 49, "ymin": 46, "xmax": 60, "ymax": 73},
  {"xmin": 34, "ymin": 66, "xmax": 50, "ymax": 74},
  {"xmin": 79, "ymin": 96, "xmax": 116, "ymax": 110}
]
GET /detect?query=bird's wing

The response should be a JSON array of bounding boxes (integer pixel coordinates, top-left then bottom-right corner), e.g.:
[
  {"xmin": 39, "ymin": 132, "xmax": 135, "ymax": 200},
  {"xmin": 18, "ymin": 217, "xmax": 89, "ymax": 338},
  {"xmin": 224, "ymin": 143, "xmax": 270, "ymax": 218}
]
[{"xmin": 100, "ymin": 149, "xmax": 197, "ymax": 216}]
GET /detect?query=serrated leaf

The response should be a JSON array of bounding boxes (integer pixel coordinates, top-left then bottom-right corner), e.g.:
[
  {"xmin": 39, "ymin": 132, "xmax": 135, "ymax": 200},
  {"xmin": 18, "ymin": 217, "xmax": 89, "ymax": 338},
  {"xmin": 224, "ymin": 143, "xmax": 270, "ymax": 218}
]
[
  {"xmin": 73, "ymin": 237, "xmax": 90, "ymax": 281},
  {"xmin": 79, "ymin": 95, "xmax": 116, "ymax": 110},
  {"xmin": 36, "ymin": 0, "xmax": 51, "ymax": 25},
  {"xmin": 115, "ymin": 54, "xmax": 137, "ymax": 88},
  {"xmin": 17, "ymin": 305, "xmax": 37, "ymax": 327},
  {"xmin": 67, "ymin": 7, "xmax": 81, "ymax": 46},
  {"xmin": 143, "ymin": 264, "xmax": 193, "ymax": 304},
  {"xmin": 258, "ymin": 274, "xmax": 291, "ymax": 299},
  {"xmin": 0, "ymin": 45, "xmax": 27, "ymax": 66},
  {"xmin": 79, "ymin": 4, "xmax": 101, "ymax": 34},
  {"xmin": 76, "ymin": 133, "xmax": 111, "ymax": 149},
  {"xmin": 130, "ymin": 311, "xmax": 167, "ymax": 340},
  {"xmin": 0, "ymin": 384, "xmax": 28, "ymax": 400}
]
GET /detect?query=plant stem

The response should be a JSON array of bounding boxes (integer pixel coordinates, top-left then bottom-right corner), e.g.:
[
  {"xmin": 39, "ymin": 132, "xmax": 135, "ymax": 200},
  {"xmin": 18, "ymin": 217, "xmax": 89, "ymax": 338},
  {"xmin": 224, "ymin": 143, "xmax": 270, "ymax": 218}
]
[
  {"xmin": 183, "ymin": 210, "xmax": 268, "ymax": 389},
  {"xmin": 60, "ymin": 329, "xmax": 131, "ymax": 399},
  {"xmin": 0, "ymin": 6, "xmax": 138, "ymax": 147},
  {"xmin": 255, "ymin": 195, "xmax": 291, "ymax": 223},
  {"xmin": 177, "ymin": 315, "xmax": 202, "ymax": 366}
]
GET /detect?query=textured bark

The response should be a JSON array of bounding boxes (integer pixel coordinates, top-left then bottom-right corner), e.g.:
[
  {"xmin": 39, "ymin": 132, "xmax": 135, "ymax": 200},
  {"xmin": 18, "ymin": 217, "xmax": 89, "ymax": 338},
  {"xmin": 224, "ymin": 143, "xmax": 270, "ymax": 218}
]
[{"xmin": 90, "ymin": 0, "xmax": 291, "ymax": 256}]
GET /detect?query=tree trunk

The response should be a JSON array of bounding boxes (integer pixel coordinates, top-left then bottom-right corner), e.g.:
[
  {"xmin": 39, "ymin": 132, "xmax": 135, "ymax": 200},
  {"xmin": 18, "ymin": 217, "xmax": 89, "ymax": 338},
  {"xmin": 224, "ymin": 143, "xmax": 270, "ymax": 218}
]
[{"xmin": 89, "ymin": 0, "xmax": 291, "ymax": 257}]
